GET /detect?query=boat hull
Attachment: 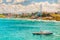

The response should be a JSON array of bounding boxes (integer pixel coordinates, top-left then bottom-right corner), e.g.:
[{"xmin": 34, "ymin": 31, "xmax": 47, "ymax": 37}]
[{"xmin": 33, "ymin": 32, "xmax": 53, "ymax": 35}]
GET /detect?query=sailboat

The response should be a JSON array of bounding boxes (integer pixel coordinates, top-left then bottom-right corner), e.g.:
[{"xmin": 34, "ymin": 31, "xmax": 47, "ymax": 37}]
[
  {"xmin": 32, "ymin": 30, "xmax": 53, "ymax": 35},
  {"xmin": 32, "ymin": 3, "xmax": 53, "ymax": 35}
]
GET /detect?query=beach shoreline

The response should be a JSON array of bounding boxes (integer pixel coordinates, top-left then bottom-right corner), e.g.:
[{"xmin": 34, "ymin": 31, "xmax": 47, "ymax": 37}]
[{"xmin": 0, "ymin": 18, "xmax": 60, "ymax": 22}]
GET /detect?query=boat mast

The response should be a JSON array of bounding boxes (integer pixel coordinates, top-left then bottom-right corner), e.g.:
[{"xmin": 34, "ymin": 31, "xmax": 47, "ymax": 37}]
[
  {"xmin": 57, "ymin": 0, "xmax": 60, "ymax": 12},
  {"xmin": 40, "ymin": 3, "xmax": 42, "ymax": 19}
]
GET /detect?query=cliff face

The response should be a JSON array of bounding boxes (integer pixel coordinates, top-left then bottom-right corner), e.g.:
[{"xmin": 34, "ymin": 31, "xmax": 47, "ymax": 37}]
[{"xmin": 41, "ymin": 12, "xmax": 60, "ymax": 21}]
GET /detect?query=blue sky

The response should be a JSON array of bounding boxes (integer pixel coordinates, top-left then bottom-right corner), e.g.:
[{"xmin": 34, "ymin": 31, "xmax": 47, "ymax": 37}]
[{"xmin": 2, "ymin": 0, "xmax": 57, "ymax": 5}]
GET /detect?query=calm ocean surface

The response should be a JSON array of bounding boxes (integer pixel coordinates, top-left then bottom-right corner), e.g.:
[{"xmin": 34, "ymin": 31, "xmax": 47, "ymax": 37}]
[{"xmin": 0, "ymin": 18, "xmax": 60, "ymax": 40}]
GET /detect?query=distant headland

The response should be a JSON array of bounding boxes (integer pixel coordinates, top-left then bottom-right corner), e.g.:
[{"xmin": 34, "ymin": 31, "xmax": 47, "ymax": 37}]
[{"xmin": 0, "ymin": 11, "xmax": 60, "ymax": 21}]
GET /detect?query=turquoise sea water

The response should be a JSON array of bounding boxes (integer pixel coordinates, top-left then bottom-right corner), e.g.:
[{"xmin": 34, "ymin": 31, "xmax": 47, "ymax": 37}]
[{"xmin": 0, "ymin": 18, "xmax": 60, "ymax": 40}]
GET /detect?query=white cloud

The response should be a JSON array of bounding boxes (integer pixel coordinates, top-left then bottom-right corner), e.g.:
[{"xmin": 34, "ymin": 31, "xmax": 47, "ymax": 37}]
[
  {"xmin": 0, "ymin": 0, "xmax": 2, "ymax": 3},
  {"xmin": 57, "ymin": 0, "xmax": 60, "ymax": 3},
  {"xmin": 6, "ymin": 0, "xmax": 12, "ymax": 2},
  {"xmin": 6, "ymin": 0, "xmax": 25, "ymax": 3},
  {"xmin": 24, "ymin": 3, "xmax": 40, "ymax": 13},
  {"xmin": 0, "ymin": 3, "xmax": 25, "ymax": 13},
  {"xmin": 42, "ymin": 2, "xmax": 59, "ymax": 12},
  {"xmin": 0, "ymin": 2, "xmax": 59, "ymax": 14},
  {"xmin": 14, "ymin": 0, "xmax": 25, "ymax": 4}
]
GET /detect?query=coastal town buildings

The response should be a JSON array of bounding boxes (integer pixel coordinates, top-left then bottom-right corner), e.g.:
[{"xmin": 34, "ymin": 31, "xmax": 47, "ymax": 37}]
[{"xmin": 0, "ymin": 11, "xmax": 59, "ymax": 20}]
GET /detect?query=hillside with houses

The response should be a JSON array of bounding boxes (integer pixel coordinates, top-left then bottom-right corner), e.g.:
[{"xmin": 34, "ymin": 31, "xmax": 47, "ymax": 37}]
[{"xmin": 0, "ymin": 11, "xmax": 60, "ymax": 21}]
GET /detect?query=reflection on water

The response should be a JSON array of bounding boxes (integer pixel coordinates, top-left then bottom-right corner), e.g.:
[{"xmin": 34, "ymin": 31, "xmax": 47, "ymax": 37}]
[{"xmin": 0, "ymin": 19, "xmax": 60, "ymax": 40}]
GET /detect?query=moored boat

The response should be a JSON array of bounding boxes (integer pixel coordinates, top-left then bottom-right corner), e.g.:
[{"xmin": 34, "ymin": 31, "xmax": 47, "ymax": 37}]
[{"xmin": 33, "ymin": 30, "xmax": 53, "ymax": 35}]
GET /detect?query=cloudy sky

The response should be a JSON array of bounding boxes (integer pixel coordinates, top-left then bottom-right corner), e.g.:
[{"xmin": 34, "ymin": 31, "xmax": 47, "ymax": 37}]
[
  {"xmin": 0, "ymin": 0, "xmax": 58, "ymax": 4},
  {"xmin": 0, "ymin": 0, "xmax": 60, "ymax": 14}
]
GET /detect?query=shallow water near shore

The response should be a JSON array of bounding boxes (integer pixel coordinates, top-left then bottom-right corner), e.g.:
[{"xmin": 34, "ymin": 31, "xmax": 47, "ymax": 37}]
[{"xmin": 0, "ymin": 18, "xmax": 60, "ymax": 40}]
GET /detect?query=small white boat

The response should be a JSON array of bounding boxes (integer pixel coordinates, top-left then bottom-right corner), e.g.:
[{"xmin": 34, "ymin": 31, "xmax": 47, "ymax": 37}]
[{"xmin": 33, "ymin": 30, "xmax": 53, "ymax": 35}]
